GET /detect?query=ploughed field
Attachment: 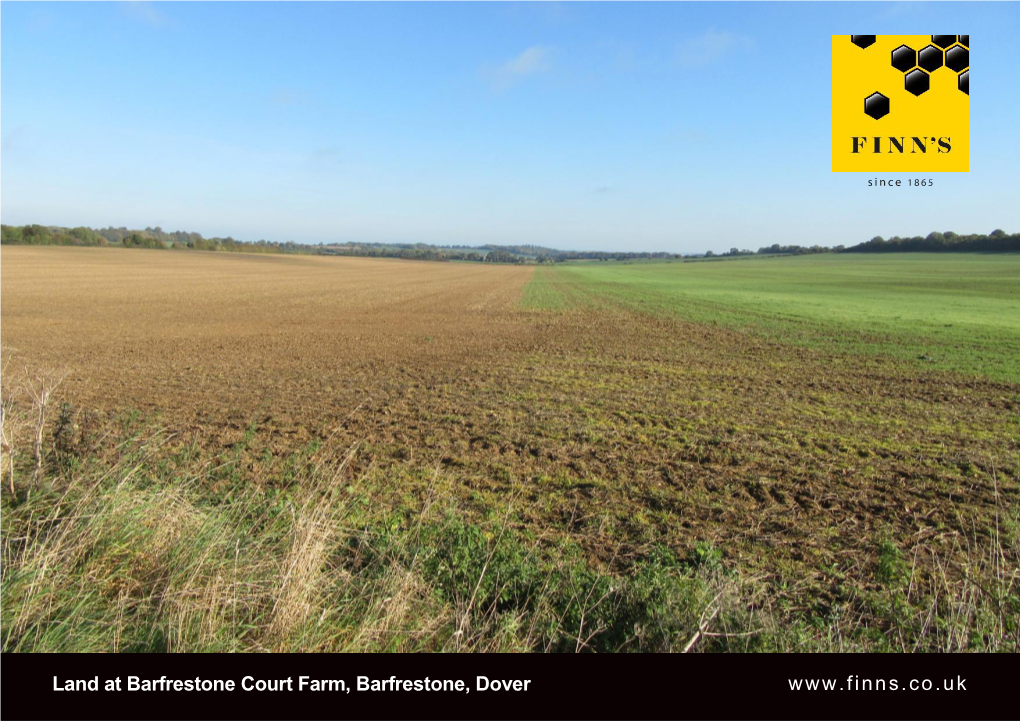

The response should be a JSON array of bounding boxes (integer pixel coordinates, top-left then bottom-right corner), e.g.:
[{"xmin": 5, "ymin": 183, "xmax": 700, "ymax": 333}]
[{"xmin": 2, "ymin": 247, "xmax": 1018, "ymax": 650}]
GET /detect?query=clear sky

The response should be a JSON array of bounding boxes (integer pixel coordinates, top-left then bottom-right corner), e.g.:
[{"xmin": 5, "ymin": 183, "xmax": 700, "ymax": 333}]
[{"xmin": 2, "ymin": 1, "xmax": 1018, "ymax": 252}]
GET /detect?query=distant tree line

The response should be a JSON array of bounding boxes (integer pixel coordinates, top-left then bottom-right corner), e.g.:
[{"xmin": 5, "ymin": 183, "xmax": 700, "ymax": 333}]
[
  {"xmin": 321, "ymin": 243, "xmax": 494, "ymax": 262},
  {"xmin": 842, "ymin": 230, "xmax": 1019, "ymax": 253},
  {"xmin": 4, "ymin": 224, "xmax": 1017, "ymax": 261},
  {"xmin": 546, "ymin": 250, "xmax": 681, "ymax": 262},
  {"xmin": 713, "ymin": 232, "xmax": 1018, "ymax": 257},
  {"xmin": 694, "ymin": 245, "xmax": 838, "ymax": 259},
  {"xmin": 0, "ymin": 225, "xmax": 548, "ymax": 263},
  {"xmin": 474, "ymin": 244, "xmax": 680, "ymax": 262},
  {"xmin": 1, "ymin": 224, "xmax": 110, "ymax": 247},
  {"xmin": 2, "ymin": 224, "xmax": 318, "ymax": 255},
  {"xmin": 755, "ymin": 244, "xmax": 840, "ymax": 256},
  {"xmin": 0, "ymin": 224, "xmax": 680, "ymax": 263}
]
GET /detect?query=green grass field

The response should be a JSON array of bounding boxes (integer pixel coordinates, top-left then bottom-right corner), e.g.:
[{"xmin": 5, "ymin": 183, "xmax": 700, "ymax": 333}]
[{"xmin": 524, "ymin": 253, "xmax": 1020, "ymax": 382}]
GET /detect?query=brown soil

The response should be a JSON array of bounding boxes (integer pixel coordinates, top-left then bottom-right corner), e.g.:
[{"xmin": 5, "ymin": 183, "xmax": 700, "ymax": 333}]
[{"xmin": 3, "ymin": 246, "xmax": 1017, "ymax": 596}]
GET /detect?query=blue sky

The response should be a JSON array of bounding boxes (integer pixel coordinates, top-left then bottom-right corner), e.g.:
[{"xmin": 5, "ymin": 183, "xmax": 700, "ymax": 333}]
[{"xmin": 2, "ymin": 1, "xmax": 1017, "ymax": 252}]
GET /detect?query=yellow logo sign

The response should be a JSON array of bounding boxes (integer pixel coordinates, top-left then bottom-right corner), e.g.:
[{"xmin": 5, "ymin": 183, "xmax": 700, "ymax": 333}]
[{"xmin": 832, "ymin": 35, "xmax": 969, "ymax": 172}]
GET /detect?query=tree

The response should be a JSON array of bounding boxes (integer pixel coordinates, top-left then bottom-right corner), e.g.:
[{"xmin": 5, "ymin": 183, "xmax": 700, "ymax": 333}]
[{"xmin": 122, "ymin": 233, "xmax": 164, "ymax": 249}]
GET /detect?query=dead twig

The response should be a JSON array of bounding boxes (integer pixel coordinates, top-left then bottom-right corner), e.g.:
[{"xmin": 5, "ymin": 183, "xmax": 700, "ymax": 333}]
[
  {"xmin": 24, "ymin": 370, "xmax": 67, "ymax": 497},
  {"xmin": 682, "ymin": 590, "xmax": 724, "ymax": 653}
]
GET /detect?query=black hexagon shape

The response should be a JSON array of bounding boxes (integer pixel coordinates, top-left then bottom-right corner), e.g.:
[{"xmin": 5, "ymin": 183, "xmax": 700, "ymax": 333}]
[
  {"xmin": 904, "ymin": 68, "xmax": 930, "ymax": 96},
  {"xmin": 945, "ymin": 45, "xmax": 969, "ymax": 72},
  {"xmin": 917, "ymin": 45, "xmax": 944, "ymax": 72},
  {"xmin": 932, "ymin": 35, "xmax": 956, "ymax": 49},
  {"xmin": 959, "ymin": 35, "xmax": 969, "ymax": 48},
  {"xmin": 864, "ymin": 92, "xmax": 890, "ymax": 120},
  {"xmin": 851, "ymin": 35, "xmax": 877, "ymax": 49},
  {"xmin": 958, "ymin": 69, "xmax": 969, "ymax": 95},
  {"xmin": 891, "ymin": 45, "xmax": 917, "ymax": 72}
]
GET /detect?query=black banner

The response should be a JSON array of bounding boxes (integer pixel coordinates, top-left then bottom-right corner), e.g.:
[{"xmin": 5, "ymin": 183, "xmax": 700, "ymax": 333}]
[{"xmin": 2, "ymin": 653, "xmax": 1017, "ymax": 720}]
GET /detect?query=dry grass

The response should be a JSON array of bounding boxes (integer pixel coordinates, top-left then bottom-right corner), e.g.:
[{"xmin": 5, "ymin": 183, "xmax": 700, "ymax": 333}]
[
  {"xmin": 0, "ymin": 379, "xmax": 763, "ymax": 653},
  {"xmin": 1, "ymin": 382, "xmax": 1014, "ymax": 653}
]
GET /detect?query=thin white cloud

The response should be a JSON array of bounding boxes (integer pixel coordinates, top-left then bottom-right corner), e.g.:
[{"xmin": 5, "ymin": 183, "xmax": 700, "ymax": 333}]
[
  {"xmin": 121, "ymin": 2, "xmax": 178, "ymax": 28},
  {"xmin": 878, "ymin": 2, "xmax": 918, "ymax": 19},
  {"xmin": 484, "ymin": 46, "xmax": 552, "ymax": 91},
  {"xmin": 675, "ymin": 30, "xmax": 753, "ymax": 67}
]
